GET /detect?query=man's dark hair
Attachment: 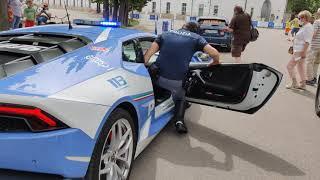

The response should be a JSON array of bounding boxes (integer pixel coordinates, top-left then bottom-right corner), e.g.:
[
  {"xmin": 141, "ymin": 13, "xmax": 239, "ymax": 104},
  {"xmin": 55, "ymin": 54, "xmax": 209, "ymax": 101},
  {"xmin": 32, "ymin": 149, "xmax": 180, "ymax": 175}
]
[
  {"xmin": 234, "ymin": 6, "xmax": 244, "ymax": 15},
  {"xmin": 182, "ymin": 21, "xmax": 200, "ymax": 33}
]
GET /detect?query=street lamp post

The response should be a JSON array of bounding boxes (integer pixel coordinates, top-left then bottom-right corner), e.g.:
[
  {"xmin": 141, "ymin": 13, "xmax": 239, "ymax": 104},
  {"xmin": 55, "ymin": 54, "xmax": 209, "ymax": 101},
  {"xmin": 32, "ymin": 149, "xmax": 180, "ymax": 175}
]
[
  {"xmin": 191, "ymin": 0, "xmax": 194, "ymax": 16},
  {"xmin": 244, "ymin": 0, "xmax": 248, "ymax": 11},
  {"xmin": 209, "ymin": 0, "xmax": 212, "ymax": 16},
  {"xmin": 159, "ymin": 0, "xmax": 162, "ymax": 15}
]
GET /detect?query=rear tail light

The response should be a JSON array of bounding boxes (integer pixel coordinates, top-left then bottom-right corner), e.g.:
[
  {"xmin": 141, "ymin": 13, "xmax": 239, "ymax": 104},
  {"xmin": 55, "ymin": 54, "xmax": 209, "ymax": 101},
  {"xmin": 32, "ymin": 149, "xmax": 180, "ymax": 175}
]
[{"xmin": 0, "ymin": 104, "xmax": 68, "ymax": 132}]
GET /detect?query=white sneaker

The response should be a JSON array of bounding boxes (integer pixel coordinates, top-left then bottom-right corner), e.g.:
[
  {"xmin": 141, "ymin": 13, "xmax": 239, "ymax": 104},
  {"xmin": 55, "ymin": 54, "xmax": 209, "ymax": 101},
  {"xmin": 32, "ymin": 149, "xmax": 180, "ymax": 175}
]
[{"xmin": 286, "ymin": 81, "xmax": 298, "ymax": 89}]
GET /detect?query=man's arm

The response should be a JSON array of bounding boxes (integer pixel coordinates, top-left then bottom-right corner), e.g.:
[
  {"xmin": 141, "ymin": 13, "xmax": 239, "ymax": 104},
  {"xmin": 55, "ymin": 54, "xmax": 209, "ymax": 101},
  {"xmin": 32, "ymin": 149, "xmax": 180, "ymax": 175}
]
[
  {"xmin": 313, "ymin": 21, "xmax": 319, "ymax": 39},
  {"xmin": 203, "ymin": 44, "xmax": 220, "ymax": 65},
  {"xmin": 144, "ymin": 42, "xmax": 159, "ymax": 65},
  {"xmin": 223, "ymin": 17, "xmax": 235, "ymax": 32}
]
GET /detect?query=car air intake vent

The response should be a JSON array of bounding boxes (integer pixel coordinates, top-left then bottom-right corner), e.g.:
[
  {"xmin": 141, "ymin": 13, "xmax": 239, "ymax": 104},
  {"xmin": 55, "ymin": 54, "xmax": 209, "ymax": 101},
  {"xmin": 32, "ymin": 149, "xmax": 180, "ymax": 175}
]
[{"xmin": 0, "ymin": 115, "xmax": 30, "ymax": 132}]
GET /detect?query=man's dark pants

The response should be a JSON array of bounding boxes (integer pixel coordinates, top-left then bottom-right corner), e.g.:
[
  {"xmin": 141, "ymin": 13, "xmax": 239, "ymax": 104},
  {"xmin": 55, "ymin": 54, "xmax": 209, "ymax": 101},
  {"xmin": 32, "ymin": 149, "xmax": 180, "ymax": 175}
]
[{"xmin": 157, "ymin": 76, "xmax": 186, "ymax": 123}]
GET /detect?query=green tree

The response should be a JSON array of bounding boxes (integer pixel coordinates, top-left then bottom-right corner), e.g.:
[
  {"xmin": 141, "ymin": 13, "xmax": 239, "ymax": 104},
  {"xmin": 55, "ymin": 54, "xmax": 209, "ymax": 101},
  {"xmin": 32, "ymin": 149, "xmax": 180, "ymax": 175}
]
[
  {"xmin": 92, "ymin": 0, "xmax": 150, "ymax": 26},
  {"xmin": 287, "ymin": 0, "xmax": 320, "ymax": 14},
  {"xmin": 0, "ymin": 0, "xmax": 10, "ymax": 31}
]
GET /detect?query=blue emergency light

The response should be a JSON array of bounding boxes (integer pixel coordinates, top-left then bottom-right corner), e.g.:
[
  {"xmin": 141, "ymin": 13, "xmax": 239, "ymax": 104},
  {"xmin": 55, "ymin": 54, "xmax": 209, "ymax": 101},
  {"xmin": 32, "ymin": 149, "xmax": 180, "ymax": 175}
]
[{"xmin": 73, "ymin": 19, "xmax": 121, "ymax": 27}]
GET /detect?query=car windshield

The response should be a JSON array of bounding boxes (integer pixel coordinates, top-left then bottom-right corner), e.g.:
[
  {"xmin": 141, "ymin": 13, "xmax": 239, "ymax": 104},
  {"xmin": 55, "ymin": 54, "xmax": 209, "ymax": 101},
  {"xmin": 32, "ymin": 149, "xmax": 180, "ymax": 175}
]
[{"xmin": 198, "ymin": 19, "xmax": 226, "ymax": 26}]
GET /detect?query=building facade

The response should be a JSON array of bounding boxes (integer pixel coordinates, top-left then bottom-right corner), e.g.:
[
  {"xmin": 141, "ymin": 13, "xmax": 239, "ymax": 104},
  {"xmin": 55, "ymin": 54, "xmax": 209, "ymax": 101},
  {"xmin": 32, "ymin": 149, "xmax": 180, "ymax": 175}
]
[
  {"xmin": 36, "ymin": 0, "xmax": 288, "ymax": 23},
  {"xmin": 141, "ymin": 0, "xmax": 288, "ymax": 22}
]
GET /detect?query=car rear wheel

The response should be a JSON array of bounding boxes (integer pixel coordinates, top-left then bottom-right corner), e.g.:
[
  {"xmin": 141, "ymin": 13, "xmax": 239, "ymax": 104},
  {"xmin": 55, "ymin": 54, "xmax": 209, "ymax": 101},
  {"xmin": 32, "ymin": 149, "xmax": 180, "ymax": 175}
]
[
  {"xmin": 226, "ymin": 45, "xmax": 231, "ymax": 52},
  {"xmin": 315, "ymin": 79, "xmax": 320, "ymax": 118},
  {"xmin": 86, "ymin": 108, "xmax": 137, "ymax": 180}
]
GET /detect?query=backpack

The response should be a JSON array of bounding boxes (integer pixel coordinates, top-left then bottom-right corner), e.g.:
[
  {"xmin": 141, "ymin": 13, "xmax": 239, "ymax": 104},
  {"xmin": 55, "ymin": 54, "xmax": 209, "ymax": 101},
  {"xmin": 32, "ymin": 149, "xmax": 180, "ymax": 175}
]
[{"xmin": 248, "ymin": 15, "xmax": 259, "ymax": 42}]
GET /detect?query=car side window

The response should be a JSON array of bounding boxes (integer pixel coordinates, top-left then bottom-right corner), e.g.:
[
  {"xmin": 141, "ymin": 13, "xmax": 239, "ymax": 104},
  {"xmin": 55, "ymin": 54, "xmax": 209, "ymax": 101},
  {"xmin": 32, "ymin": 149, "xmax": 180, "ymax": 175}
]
[
  {"xmin": 137, "ymin": 37, "xmax": 157, "ymax": 64},
  {"xmin": 122, "ymin": 40, "xmax": 137, "ymax": 63}
]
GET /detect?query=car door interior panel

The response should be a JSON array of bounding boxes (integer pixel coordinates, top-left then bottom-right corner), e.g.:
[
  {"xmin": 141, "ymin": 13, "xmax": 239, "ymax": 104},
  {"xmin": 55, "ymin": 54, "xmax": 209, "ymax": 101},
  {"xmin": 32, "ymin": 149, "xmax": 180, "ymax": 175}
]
[
  {"xmin": 185, "ymin": 63, "xmax": 282, "ymax": 114},
  {"xmin": 186, "ymin": 64, "xmax": 253, "ymax": 103}
]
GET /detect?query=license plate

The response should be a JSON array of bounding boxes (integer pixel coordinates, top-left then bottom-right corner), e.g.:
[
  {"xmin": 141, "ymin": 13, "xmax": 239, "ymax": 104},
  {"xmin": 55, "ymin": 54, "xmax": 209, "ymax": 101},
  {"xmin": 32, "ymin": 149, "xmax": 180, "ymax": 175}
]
[{"xmin": 205, "ymin": 30, "xmax": 218, "ymax": 34}]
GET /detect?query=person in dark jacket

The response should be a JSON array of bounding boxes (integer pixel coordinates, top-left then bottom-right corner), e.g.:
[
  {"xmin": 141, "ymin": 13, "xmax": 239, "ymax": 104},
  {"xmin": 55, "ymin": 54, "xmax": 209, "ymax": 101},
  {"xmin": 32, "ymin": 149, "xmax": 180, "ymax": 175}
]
[
  {"xmin": 223, "ymin": 6, "xmax": 251, "ymax": 63},
  {"xmin": 144, "ymin": 22, "xmax": 220, "ymax": 134}
]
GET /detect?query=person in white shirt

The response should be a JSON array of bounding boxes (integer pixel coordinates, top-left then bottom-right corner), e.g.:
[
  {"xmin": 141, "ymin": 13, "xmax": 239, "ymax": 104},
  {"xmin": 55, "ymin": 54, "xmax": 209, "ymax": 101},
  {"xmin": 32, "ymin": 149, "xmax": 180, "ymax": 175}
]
[
  {"xmin": 286, "ymin": 10, "xmax": 314, "ymax": 90},
  {"xmin": 306, "ymin": 8, "xmax": 320, "ymax": 85},
  {"xmin": 8, "ymin": 0, "xmax": 23, "ymax": 29}
]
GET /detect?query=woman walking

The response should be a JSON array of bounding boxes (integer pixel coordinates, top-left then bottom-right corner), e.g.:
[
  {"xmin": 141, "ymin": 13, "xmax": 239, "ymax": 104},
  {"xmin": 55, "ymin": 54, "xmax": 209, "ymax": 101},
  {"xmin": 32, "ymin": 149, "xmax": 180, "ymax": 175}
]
[{"xmin": 286, "ymin": 10, "xmax": 314, "ymax": 90}]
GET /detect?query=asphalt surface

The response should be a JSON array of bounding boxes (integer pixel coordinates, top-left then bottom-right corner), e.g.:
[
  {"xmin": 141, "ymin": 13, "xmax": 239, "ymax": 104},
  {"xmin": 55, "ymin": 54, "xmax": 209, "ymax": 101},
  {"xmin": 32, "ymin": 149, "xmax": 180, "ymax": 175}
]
[{"xmin": 1, "ymin": 29, "xmax": 320, "ymax": 180}]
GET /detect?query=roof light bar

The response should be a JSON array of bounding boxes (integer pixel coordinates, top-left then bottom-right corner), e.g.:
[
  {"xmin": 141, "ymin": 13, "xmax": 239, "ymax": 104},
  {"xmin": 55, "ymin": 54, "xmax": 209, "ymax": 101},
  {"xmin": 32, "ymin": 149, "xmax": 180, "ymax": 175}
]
[{"xmin": 73, "ymin": 19, "xmax": 121, "ymax": 27}]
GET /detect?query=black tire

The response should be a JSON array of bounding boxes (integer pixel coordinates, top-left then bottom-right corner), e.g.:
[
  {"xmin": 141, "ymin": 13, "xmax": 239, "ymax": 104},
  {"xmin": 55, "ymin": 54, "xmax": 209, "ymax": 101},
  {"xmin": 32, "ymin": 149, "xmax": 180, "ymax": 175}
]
[
  {"xmin": 315, "ymin": 79, "xmax": 320, "ymax": 118},
  {"xmin": 85, "ymin": 108, "xmax": 137, "ymax": 180},
  {"xmin": 226, "ymin": 45, "xmax": 232, "ymax": 52}
]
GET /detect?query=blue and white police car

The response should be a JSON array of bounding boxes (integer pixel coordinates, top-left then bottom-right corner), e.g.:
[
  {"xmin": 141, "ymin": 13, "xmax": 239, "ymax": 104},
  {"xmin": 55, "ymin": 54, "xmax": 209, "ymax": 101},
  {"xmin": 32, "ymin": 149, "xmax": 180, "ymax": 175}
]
[{"xmin": 0, "ymin": 20, "xmax": 282, "ymax": 179}]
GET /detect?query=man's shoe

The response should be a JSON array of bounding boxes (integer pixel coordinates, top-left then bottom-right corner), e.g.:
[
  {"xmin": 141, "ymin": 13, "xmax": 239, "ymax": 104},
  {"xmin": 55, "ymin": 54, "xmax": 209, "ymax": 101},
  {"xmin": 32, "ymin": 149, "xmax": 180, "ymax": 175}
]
[
  {"xmin": 175, "ymin": 121, "xmax": 188, "ymax": 134},
  {"xmin": 306, "ymin": 78, "xmax": 317, "ymax": 86}
]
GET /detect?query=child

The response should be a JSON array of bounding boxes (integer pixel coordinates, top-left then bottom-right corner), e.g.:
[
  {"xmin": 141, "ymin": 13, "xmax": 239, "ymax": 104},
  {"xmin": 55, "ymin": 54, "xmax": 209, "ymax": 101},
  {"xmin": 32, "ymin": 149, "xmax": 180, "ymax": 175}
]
[
  {"xmin": 8, "ymin": 4, "xmax": 14, "ymax": 28},
  {"xmin": 285, "ymin": 20, "xmax": 291, "ymax": 36},
  {"xmin": 24, "ymin": 0, "xmax": 36, "ymax": 27}
]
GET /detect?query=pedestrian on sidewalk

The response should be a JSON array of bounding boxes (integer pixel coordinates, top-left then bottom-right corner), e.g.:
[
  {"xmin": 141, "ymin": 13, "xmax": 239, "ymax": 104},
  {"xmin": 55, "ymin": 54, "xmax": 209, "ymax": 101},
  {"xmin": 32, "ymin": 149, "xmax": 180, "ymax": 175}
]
[
  {"xmin": 290, "ymin": 15, "xmax": 300, "ymax": 37},
  {"xmin": 286, "ymin": 10, "xmax": 314, "ymax": 90},
  {"xmin": 306, "ymin": 8, "xmax": 320, "ymax": 86},
  {"xmin": 285, "ymin": 19, "xmax": 292, "ymax": 36},
  {"xmin": 8, "ymin": 2, "xmax": 14, "ymax": 28},
  {"xmin": 36, "ymin": 3, "xmax": 52, "ymax": 25},
  {"xmin": 8, "ymin": 0, "xmax": 23, "ymax": 29},
  {"xmin": 223, "ymin": 6, "xmax": 251, "ymax": 63},
  {"xmin": 23, "ymin": 0, "xmax": 36, "ymax": 27}
]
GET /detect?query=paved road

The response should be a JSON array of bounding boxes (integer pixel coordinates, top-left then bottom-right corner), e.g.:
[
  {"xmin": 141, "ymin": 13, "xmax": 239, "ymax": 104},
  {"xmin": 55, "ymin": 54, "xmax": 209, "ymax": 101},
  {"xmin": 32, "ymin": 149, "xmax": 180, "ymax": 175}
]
[
  {"xmin": 1, "ymin": 29, "xmax": 319, "ymax": 180},
  {"xmin": 130, "ymin": 28, "xmax": 320, "ymax": 180}
]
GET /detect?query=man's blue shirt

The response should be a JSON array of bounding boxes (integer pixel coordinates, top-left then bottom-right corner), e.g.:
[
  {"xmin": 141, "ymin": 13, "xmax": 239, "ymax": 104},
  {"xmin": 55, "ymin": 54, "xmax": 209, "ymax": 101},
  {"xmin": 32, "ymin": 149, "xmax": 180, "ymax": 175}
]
[{"xmin": 155, "ymin": 29, "xmax": 208, "ymax": 80}]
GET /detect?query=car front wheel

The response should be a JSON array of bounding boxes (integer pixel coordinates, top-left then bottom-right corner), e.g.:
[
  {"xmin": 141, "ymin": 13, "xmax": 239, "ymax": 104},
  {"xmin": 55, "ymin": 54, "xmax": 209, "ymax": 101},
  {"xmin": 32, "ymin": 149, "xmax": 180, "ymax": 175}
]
[{"xmin": 86, "ymin": 108, "xmax": 137, "ymax": 180}]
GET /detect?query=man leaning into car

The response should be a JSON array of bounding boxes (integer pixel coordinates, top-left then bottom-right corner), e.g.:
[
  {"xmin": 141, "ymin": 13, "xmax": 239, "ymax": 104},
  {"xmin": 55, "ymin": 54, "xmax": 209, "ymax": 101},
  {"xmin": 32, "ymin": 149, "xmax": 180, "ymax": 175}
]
[{"xmin": 144, "ymin": 22, "xmax": 220, "ymax": 134}]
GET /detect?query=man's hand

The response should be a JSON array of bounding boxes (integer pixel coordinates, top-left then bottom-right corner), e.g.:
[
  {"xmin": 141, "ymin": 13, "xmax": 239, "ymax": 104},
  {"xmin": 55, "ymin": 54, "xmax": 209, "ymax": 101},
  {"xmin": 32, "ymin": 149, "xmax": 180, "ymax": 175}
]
[
  {"xmin": 203, "ymin": 44, "xmax": 220, "ymax": 66},
  {"xmin": 144, "ymin": 42, "xmax": 159, "ymax": 65},
  {"xmin": 222, "ymin": 27, "xmax": 234, "ymax": 33}
]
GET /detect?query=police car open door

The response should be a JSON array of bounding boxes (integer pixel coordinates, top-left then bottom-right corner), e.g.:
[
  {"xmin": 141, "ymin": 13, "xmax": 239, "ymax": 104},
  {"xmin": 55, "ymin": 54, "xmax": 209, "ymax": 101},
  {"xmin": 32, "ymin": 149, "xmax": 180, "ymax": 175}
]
[{"xmin": 185, "ymin": 63, "xmax": 282, "ymax": 114}]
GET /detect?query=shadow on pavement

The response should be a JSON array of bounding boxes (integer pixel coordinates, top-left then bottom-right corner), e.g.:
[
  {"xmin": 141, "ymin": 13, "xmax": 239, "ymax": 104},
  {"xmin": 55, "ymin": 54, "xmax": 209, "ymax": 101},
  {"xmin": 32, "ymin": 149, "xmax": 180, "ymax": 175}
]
[
  {"xmin": 132, "ymin": 106, "xmax": 305, "ymax": 180},
  {"xmin": 0, "ymin": 169, "xmax": 62, "ymax": 180},
  {"xmin": 291, "ymin": 89, "xmax": 316, "ymax": 100}
]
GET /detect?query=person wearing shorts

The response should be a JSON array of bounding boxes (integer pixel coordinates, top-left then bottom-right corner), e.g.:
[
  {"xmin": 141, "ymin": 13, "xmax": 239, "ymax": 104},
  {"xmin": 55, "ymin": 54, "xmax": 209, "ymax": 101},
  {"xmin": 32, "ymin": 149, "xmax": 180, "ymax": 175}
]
[
  {"xmin": 223, "ymin": 6, "xmax": 251, "ymax": 63},
  {"xmin": 285, "ymin": 20, "xmax": 291, "ymax": 35},
  {"xmin": 23, "ymin": 0, "xmax": 36, "ymax": 27},
  {"xmin": 231, "ymin": 42, "xmax": 248, "ymax": 58},
  {"xmin": 290, "ymin": 16, "xmax": 300, "ymax": 37},
  {"xmin": 286, "ymin": 10, "xmax": 314, "ymax": 90}
]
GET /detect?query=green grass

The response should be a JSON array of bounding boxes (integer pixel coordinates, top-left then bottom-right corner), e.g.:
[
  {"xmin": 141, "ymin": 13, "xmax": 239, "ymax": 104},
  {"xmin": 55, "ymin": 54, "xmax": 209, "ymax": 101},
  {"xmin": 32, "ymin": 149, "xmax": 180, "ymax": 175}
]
[{"xmin": 128, "ymin": 19, "xmax": 139, "ymax": 27}]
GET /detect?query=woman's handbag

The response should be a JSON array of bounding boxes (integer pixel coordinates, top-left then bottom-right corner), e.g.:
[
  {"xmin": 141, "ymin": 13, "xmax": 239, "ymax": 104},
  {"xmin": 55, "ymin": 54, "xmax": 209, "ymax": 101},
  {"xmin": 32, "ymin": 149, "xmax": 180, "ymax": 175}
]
[{"xmin": 250, "ymin": 27, "xmax": 259, "ymax": 42}]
